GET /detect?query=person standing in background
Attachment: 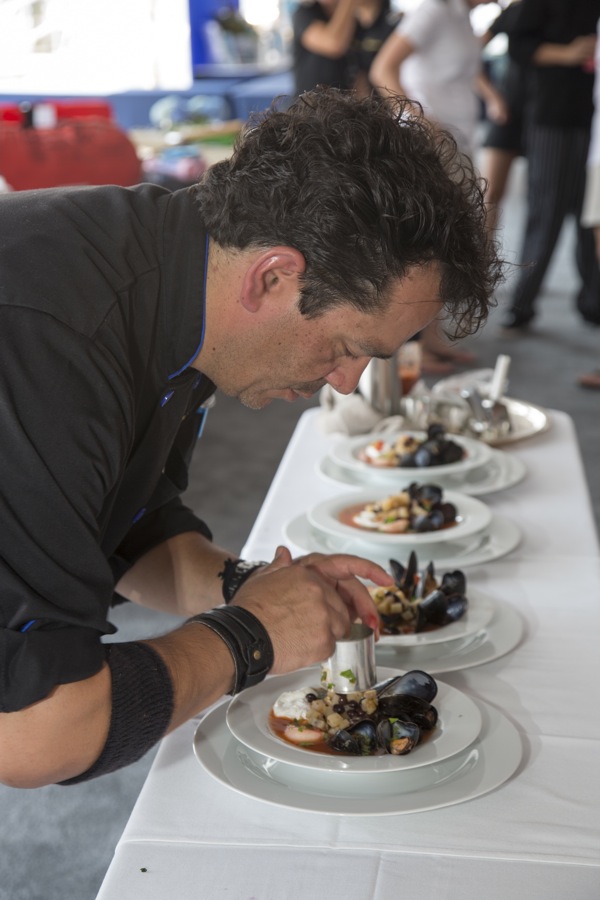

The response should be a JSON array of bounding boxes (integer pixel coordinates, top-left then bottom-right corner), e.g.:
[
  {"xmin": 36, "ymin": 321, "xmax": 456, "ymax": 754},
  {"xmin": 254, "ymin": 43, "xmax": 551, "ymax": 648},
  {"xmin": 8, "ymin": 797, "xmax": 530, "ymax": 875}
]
[
  {"xmin": 369, "ymin": 0, "xmax": 506, "ymax": 371},
  {"xmin": 350, "ymin": 0, "xmax": 403, "ymax": 97},
  {"xmin": 579, "ymin": 16, "xmax": 600, "ymax": 389},
  {"xmin": 479, "ymin": 0, "xmax": 530, "ymax": 234},
  {"xmin": 292, "ymin": 0, "xmax": 361, "ymax": 96},
  {"xmin": 501, "ymin": 0, "xmax": 600, "ymax": 330},
  {"xmin": 369, "ymin": 0, "xmax": 506, "ymax": 160}
]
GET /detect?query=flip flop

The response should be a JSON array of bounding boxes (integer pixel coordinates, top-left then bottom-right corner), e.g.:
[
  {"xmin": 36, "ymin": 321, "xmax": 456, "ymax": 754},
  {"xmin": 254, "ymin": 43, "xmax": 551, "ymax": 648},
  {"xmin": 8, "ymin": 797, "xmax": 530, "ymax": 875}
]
[{"xmin": 578, "ymin": 370, "xmax": 600, "ymax": 390}]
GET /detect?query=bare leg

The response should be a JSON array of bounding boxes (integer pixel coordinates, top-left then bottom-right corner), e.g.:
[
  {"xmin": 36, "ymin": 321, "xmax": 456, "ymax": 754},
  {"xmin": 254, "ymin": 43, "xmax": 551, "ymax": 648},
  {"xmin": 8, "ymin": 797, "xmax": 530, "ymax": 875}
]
[
  {"xmin": 420, "ymin": 321, "xmax": 477, "ymax": 371},
  {"xmin": 480, "ymin": 146, "xmax": 519, "ymax": 234}
]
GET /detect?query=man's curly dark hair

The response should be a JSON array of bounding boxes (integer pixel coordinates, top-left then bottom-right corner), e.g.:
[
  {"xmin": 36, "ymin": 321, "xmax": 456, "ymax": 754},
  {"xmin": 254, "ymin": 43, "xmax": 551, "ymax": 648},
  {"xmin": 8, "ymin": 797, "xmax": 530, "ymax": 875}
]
[{"xmin": 192, "ymin": 87, "xmax": 503, "ymax": 338}]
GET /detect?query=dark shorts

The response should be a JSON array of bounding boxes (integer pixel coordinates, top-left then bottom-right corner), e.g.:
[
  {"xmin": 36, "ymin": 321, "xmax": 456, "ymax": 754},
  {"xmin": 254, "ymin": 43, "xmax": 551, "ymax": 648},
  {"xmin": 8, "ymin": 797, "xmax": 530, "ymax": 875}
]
[
  {"xmin": 481, "ymin": 59, "xmax": 528, "ymax": 156},
  {"xmin": 482, "ymin": 117, "xmax": 524, "ymax": 155}
]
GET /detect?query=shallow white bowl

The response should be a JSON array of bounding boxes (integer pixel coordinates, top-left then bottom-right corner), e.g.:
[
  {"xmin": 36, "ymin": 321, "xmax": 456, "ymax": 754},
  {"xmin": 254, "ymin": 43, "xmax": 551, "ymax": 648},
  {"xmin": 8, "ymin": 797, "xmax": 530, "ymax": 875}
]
[
  {"xmin": 307, "ymin": 488, "xmax": 492, "ymax": 548},
  {"xmin": 225, "ymin": 666, "xmax": 482, "ymax": 774},
  {"xmin": 330, "ymin": 430, "xmax": 493, "ymax": 483}
]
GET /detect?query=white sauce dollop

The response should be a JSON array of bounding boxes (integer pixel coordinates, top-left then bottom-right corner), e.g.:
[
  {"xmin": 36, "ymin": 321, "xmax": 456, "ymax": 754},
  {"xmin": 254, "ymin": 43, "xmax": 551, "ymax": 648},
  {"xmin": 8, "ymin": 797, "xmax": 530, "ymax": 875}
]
[
  {"xmin": 272, "ymin": 688, "xmax": 314, "ymax": 720},
  {"xmin": 352, "ymin": 510, "xmax": 379, "ymax": 528}
]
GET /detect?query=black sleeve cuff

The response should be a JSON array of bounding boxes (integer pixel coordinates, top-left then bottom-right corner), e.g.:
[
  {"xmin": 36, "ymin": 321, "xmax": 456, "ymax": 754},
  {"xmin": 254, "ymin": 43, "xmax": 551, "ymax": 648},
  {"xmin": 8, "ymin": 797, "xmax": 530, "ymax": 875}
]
[{"xmin": 58, "ymin": 641, "xmax": 174, "ymax": 785}]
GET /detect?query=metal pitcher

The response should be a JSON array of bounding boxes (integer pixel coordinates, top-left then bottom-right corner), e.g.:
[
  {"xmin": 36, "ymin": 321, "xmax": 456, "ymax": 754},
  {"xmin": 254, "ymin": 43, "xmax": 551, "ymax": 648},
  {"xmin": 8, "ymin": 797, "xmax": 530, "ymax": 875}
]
[{"xmin": 358, "ymin": 354, "xmax": 401, "ymax": 416}]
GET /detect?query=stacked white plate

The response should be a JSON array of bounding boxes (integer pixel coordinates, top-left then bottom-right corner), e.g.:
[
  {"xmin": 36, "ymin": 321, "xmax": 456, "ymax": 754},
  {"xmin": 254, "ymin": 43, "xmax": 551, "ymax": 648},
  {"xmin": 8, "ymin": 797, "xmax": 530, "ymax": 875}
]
[
  {"xmin": 284, "ymin": 486, "xmax": 522, "ymax": 568},
  {"xmin": 318, "ymin": 430, "xmax": 527, "ymax": 496},
  {"xmin": 193, "ymin": 666, "xmax": 523, "ymax": 816},
  {"xmin": 374, "ymin": 590, "xmax": 524, "ymax": 673}
]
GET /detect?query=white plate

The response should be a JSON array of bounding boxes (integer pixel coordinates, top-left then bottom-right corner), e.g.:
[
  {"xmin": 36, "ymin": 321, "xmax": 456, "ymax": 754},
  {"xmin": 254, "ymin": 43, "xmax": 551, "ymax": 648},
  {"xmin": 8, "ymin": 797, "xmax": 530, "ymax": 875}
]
[
  {"xmin": 226, "ymin": 667, "xmax": 482, "ymax": 774},
  {"xmin": 193, "ymin": 698, "xmax": 522, "ymax": 816},
  {"xmin": 491, "ymin": 398, "xmax": 550, "ymax": 446},
  {"xmin": 375, "ymin": 601, "xmax": 524, "ymax": 674},
  {"xmin": 378, "ymin": 588, "xmax": 495, "ymax": 647},
  {"xmin": 307, "ymin": 489, "xmax": 492, "ymax": 548},
  {"xmin": 430, "ymin": 376, "xmax": 550, "ymax": 446},
  {"xmin": 330, "ymin": 431, "xmax": 493, "ymax": 482},
  {"xmin": 284, "ymin": 512, "xmax": 521, "ymax": 569},
  {"xmin": 317, "ymin": 448, "xmax": 527, "ymax": 497}
]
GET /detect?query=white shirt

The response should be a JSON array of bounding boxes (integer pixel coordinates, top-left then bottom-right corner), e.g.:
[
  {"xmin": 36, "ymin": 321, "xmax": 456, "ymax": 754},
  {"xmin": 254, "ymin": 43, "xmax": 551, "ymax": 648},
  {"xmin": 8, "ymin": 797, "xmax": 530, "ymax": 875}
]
[
  {"xmin": 397, "ymin": 0, "xmax": 481, "ymax": 157},
  {"xmin": 582, "ymin": 17, "xmax": 600, "ymax": 226}
]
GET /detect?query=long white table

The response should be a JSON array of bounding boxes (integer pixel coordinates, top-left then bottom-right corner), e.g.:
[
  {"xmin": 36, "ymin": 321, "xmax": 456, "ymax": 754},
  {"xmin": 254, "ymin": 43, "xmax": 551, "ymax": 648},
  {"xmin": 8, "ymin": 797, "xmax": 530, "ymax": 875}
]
[{"xmin": 96, "ymin": 409, "xmax": 600, "ymax": 900}]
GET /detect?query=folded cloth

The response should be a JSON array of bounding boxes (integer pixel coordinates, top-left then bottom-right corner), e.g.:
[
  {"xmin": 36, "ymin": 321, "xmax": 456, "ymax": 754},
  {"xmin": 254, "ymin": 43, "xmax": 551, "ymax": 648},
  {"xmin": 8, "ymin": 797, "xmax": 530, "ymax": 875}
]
[{"xmin": 316, "ymin": 386, "xmax": 405, "ymax": 436}]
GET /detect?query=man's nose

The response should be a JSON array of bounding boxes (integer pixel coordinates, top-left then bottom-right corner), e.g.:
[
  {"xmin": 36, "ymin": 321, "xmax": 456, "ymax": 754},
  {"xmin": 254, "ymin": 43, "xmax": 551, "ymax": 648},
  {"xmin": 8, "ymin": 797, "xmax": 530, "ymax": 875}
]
[{"xmin": 324, "ymin": 357, "xmax": 371, "ymax": 394}]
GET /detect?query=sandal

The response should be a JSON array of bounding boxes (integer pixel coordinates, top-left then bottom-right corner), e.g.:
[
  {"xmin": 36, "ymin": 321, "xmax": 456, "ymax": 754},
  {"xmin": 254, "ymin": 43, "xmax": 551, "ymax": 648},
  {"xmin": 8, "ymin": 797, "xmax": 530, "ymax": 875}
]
[{"xmin": 578, "ymin": 370, "xmax": 600, "ymax": 390}]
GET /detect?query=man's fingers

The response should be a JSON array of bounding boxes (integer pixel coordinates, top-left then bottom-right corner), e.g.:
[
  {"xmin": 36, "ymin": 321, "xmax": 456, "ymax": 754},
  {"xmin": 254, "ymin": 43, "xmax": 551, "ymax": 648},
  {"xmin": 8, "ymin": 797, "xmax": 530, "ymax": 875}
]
[
  {"xmin": 335, "ymin": 578, "xmax": 380, "ymax": 637},
  {"xmin": 293, "ymin": 552, "xmax": 391, "ymax": 586}
]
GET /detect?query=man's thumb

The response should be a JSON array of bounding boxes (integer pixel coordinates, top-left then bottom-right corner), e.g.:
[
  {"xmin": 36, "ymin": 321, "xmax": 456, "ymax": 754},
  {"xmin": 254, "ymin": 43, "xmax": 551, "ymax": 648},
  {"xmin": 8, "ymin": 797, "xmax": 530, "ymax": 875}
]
[{"xmin": 270, "ymin": 544, "xmax": 293, "ymax": 567}]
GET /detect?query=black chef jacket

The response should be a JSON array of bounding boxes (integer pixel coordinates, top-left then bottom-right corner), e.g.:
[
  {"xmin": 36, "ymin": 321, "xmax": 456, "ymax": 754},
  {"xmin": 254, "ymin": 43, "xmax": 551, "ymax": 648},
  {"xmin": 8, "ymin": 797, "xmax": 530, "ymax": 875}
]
[{"xmin": 0, "ymin": 183, "xmax": 216, "ymax": 712}]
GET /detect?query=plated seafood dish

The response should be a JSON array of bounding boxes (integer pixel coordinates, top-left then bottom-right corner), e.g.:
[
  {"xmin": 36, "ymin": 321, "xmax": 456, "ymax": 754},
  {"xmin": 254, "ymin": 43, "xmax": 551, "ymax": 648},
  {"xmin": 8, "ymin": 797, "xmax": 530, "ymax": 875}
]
[
  {"xmin": 269, "ymin": 670, "xmax": 438, "ymax": 758},
  {"xmin": 346, "ymin": 483, "xmax": 458, "ymax": 535},
  {"xmin": 371, "ymin": 551, "xmax": 468, "ymax": 636},
  {"xmin": 359, "ymin": 424, "xmax": 465, "ymax": 469}
]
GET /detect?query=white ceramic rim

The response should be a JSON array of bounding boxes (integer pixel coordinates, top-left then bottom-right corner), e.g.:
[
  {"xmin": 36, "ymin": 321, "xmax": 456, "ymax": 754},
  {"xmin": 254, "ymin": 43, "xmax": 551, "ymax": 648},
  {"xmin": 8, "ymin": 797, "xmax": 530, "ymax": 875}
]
[
  {"xmin": 330, "ymin": 430, "xmax": 493, "ymax": 479},
  {"xmin": 306, "ymin": 489, "xmax": 492, "ymax": 547},
  {"xmin": 225, "ymin": 666, "xmax": 482, "ymax": 774}
]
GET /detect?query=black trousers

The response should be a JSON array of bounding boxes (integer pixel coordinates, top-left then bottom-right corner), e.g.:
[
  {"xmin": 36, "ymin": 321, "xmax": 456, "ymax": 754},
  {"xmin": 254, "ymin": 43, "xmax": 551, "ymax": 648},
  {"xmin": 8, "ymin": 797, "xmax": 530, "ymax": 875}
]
[{"xmin": 509, "ymin": 124, "xmax": 600, "ymax": 324}]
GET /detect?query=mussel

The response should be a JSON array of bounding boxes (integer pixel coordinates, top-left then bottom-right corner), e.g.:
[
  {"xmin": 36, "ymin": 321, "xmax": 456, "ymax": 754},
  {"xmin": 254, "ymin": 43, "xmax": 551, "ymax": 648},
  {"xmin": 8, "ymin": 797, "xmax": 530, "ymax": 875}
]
[
  {"xmin": 383, "ymin": 554, "xmax": 468, "ymax": 636},
  {"xmin": 376, "ymin": 669, "xmax": 438, "ymax": 703},
  {"xmin": 414, "ymin": 561, "xmax": 437, "ymax": 599},
  {"xmin": 440, "ymin": 570, "xmax": 467, "ymax": 596},
  {"xmin": 326, "ymin": 668, "xmax": 439, "ymax": 757},
  {"xmin": 329, "ymin": 719, "xmax": 378, "ymax": 755},
  {"xmin": 413, "ymin": 509, "xmax": 446, "ymax": 532},
  {"xmin": 390, "ymin": 551, "xmax": 418, "ymax": 594},
  {"xmin": 415, "ymin": 588, "xmax": 468, "ymax": 633},
  {"xmin": 415, "ymin": 589, "xmax": 449, "ymax": 631},
  {"xmin": 413, "ymin": 441, "xmax": 444, "ymax": 468},
  {"xmin": 408, "ymin": 482, "xmax": 443, "ymax": 509},
  {"xmin": 377, "ymin": 695, "xmax": 438, "ymax": 731},
  {"xmin": 376, "ymin": 717, "xmax": 421, "ymax": 755}
]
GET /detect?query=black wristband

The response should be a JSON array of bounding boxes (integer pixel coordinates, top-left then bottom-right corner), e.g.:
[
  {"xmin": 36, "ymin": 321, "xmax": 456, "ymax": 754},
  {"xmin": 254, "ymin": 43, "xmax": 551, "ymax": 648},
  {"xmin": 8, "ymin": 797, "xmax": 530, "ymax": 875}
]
[
  {"xmin": 189, "ymin": 606, "xmax": 274, "ymax": 694},
  {"xmin": 58, "ymin": 642, "xmax": 174, "ymax": 785},
  {"xmin": 218, "ymin": 557, "xmax": 268, "ymax": 603}
]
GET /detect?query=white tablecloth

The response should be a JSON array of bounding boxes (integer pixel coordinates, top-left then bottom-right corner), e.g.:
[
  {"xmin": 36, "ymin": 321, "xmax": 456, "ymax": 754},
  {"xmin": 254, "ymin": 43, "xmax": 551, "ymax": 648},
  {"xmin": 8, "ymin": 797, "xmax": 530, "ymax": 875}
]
[{"xmin": 96, "ymin": 409, "xmax": 600, "ymax": 900}]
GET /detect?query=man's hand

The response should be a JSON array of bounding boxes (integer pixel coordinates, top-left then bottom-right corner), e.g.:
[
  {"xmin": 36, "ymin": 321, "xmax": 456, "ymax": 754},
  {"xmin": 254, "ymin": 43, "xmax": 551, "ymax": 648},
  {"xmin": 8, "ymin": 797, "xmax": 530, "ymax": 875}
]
[{"xmin": 231, "ymin": 545, "xmax": 390, "ymax": 675}]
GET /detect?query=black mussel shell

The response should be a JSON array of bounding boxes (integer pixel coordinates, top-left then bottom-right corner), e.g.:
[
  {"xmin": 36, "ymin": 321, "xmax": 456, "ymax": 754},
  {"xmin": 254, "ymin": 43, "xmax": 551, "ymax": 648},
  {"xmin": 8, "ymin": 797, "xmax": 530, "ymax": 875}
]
[
  {"xmin": 411, "ymin": 483, "xmax": 443, "ymax": 508},
  {"xmin": 445, "ymin": 593, "xmax": 468, "ymax": 621},
  {"xmin": 398, "ymin": 452, "xmax": 418, "ymax": 468},
  {"xmin": 390, "ymin": 551, "xmax": 417, "ymax": 592},
  {"xmin": 375, "ymin": 669, "xmax": 438, "ymax": 703},
  {"xmin": 415, "ymin": 589, "xmax": 449, "ymax": 631},
  {"xmin": 414, "ymin": 441, "xmax": 442, "ymax": 468},
  {"xmin": 438, "ymin": 439, "xmax": 464, "ymax": 464},
  {"xmin": 427, "ymin": 423, "xmax": 445, "ymax": 440},
  {"xmin": 415, "ymin": 561, "xmax": 437, "ymax": 599},
  {"xmin": 414, "ymin": 509, "xmax": 445, "ymax": 532},
  {"xmin": 377, "ymin": 695, "xmax": 438, "ymax": 730},
  {"xmin": 440, "ymin": 569, "xmax": 467, "ymax": 595},
  {"xmin": 376, "ymin": 718, "xmax": 421, "ymax": 755},
  {"xmin": 439, "ymin": 502, "xmax": 457, "ymax": 524},
  {"xmin": 329, "ymin": 719, "xmax": 378, "ymax": 755}
]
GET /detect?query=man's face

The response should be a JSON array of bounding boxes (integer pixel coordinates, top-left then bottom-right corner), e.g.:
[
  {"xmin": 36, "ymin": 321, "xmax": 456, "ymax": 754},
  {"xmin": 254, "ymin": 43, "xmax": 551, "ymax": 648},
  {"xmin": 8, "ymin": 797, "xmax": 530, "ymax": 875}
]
[{"xmin": 213, "ymin": 263, "xmax": 443, "ymax": 410}]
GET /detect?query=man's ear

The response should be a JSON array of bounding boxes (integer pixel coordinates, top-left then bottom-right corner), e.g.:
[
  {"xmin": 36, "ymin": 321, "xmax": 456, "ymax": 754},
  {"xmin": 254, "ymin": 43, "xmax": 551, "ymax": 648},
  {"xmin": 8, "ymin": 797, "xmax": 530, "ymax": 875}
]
[{"xmin": 240, "ymin": 247, "xmax": 306, "ymax": 313}]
